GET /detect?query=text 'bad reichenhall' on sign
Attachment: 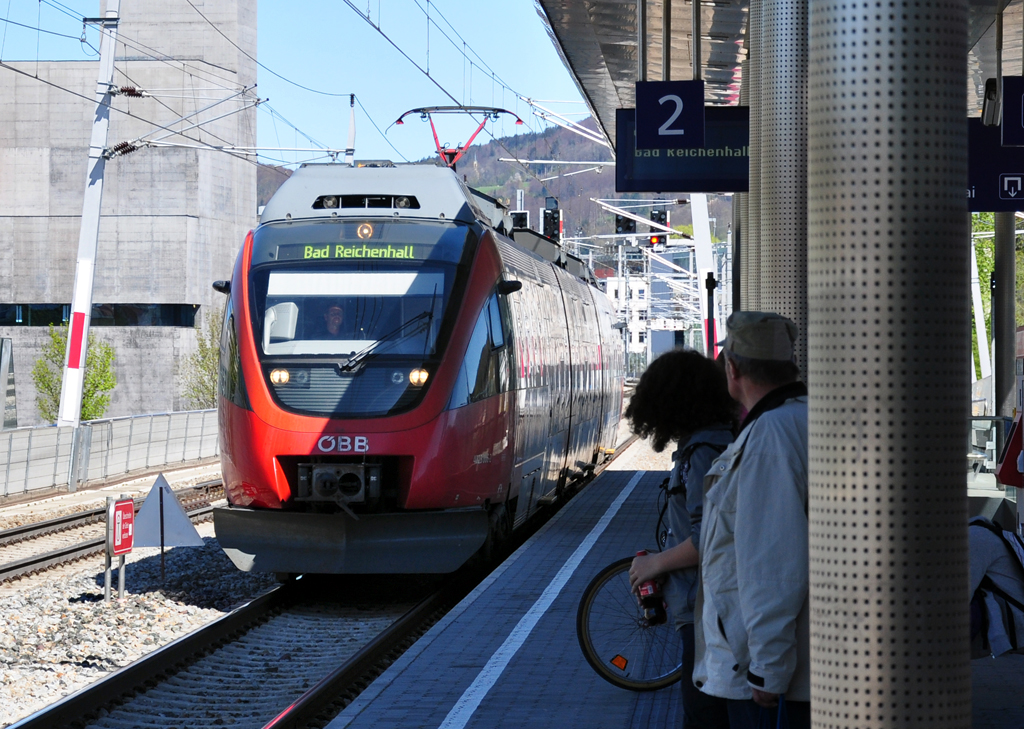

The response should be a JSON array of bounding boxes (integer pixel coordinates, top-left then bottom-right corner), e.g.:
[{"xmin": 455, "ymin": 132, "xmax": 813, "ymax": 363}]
[
  {"xmin": 300, "ymin": 244, "xmax": 416, "ymax": 260},
  {"xmin": 634, "ymin": 146, "xmax": 749, "ymax": 158}
]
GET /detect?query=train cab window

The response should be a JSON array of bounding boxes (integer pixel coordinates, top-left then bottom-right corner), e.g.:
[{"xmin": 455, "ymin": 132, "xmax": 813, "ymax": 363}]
[{"xmin": 256, "ymin": 270, "xmax": 447, "ymax": 357}]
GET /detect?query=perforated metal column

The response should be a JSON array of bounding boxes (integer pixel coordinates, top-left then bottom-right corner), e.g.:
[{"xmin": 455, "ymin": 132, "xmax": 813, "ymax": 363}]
[
  {"xmin": 738, "ymin": 61, "xmax": 751, "ymax": 309},
  {"xmin": 745, "ymin": 0, "xmax": 762, "ymax": 309},
  {"xmin": 734, "ymin": 192, "xmax": 744, "ymax": 311},
  {"xmin": 994, "ymin": 212, "xmax": 1016, "ymax": 416},
  {"xmin": 759, "ymin": 0, "xmax": 807, "ymax": 373},
  {"xmin": 807, "ymin": 0, "xmax": 971, "ymax": 726}
]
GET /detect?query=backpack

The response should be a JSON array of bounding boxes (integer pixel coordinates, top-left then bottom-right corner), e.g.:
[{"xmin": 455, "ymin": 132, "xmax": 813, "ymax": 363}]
[
  {"xmin": 970, "ymin": 517, "xmax": 1024, "ymax": 656},
  {"xmin": 655, "ymin": 441, "xmax": 727, "ymax": 550}
]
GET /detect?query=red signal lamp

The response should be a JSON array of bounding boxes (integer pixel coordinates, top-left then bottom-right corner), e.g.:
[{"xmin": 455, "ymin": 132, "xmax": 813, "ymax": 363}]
[{"xmin": 649, "ymin": 235, "xmax": 663, "ymax": 246}]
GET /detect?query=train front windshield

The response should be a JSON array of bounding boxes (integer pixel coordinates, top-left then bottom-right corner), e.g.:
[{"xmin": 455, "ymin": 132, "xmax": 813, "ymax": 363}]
[{"xmin": 249, "ymin": 219, "xmax": 473, "ymax": 418}]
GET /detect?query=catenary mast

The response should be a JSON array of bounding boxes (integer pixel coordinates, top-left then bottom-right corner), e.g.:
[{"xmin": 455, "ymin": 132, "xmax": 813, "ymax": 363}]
[{"xmin": 56, "ymin": 1, "xmax": 121, "ymax": 427}]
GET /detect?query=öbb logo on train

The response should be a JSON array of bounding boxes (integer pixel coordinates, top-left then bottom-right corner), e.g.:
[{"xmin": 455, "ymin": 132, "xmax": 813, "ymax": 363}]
[{"xmin": 316, "ymin": 435, "xmax": 369, "ymax": 453}]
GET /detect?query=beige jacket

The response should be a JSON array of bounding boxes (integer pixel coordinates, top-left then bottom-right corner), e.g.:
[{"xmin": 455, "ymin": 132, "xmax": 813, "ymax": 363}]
[{"xmin": 693, "ymin": 390, "xmax": 809, "ymax": 701}]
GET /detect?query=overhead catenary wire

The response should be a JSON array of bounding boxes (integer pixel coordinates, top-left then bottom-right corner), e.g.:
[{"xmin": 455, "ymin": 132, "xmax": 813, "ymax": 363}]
[
  {"xmin": 338, "ymin": 0, "xmax": 575, "ymax": 198},
  {"xmin": 353, "ymin": 95, "xmax": 410, "ymax": 163},
  {"xmin": 182, "ymin": 0, "xmax": 352, "ymax": 98},
  {"xmin": 0, "ymin": 58, "xmax": 260, "ymax": 166},
  {"xmin": 408, "ymin": 0, "xmax": 524, "ymax": 108},
  {"xmin": 0, "ymin": 14, "xmax": 82, "ymax": 42},
  {"xmin": 78, "ymin": 33, "xmax": 256, "ymax": 153},
  {"xmin": 53, "ymin": 0, "xmax": 265, "ymax": 93},
  {"xmin": 5, "ymin": 6, "xmax": 370, "ymax": 167},
  {"xmin": 155, "ymin": 1, "xmax": 406, "ymax": 164},
  {"xmin": 11, "ymin": 0, "xmax": 559, "ymax": 181},
  {"xmin": 28, "ymin": 0, "xmax": 242, "ymax": 90}
]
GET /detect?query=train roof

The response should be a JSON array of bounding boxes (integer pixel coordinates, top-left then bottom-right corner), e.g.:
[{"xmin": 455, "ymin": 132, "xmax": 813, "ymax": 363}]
[
  {"xmin": 259, "ymin": 163, "xmax": 506, "ymax": 230},
  {"xmin": 259, "ymin": 162, "xmax": 596, "ymax": 286}
]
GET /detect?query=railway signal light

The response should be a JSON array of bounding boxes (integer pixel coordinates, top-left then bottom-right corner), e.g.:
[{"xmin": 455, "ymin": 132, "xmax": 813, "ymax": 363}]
[
  {"xmin": 511, "ymin": 211, "xmax": 529, "ymax": 230},
  {"xmin": 643, "ymin": 209, "xmax": 669, "ymax": 246},
  {"xmin": 614, "ymin": 214, "xmax": 636, "ymax": 235},
  {"xmin": 542, "ymin": 208, "xmax": 562, "ymax": 241}
]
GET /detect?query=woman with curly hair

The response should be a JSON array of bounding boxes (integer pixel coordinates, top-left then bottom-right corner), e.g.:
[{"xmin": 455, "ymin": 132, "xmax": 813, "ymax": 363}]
[{"xmin": 625, "ymin": 348, "xmax": 737, "ymax": 729}]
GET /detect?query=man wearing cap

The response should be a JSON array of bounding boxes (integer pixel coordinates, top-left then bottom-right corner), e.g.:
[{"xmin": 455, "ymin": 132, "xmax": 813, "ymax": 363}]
[{"xmin": 693, "ymin": 311, "xmax": 810, "ymax": 729}]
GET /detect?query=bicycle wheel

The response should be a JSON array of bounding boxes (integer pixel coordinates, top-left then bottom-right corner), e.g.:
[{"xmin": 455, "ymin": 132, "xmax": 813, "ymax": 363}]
[{"xmin": 576, "ymin": 557, "xmax": 684, "ymax": 691}]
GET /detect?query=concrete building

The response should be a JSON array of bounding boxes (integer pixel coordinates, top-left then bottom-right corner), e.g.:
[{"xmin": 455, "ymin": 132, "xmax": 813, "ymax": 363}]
[
  {"xmin": 602, "ymin": 272, "xmax": 649, "ymax": 356},
  {"xmin": 0, "ymin": 0, "xmax": 256, "ymax": 425}
]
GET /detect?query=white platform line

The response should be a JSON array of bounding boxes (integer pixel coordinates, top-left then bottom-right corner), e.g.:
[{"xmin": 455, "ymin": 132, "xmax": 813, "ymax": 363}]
[{"xmin": 437, "ymin": 470, "xmax": 646, "ymax": 729}]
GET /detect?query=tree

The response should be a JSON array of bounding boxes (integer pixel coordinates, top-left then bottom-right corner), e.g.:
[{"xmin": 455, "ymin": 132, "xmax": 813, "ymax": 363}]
[
  {"xmin": 32, "ymin": 324, "xmax": 116, "ymax": 423},
  {"xmin": 181, "ymin": 304, "xmax": 223, "ymax": 410}
]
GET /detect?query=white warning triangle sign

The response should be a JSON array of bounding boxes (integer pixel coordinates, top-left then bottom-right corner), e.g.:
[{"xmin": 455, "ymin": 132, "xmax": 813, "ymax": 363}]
[{"xmin": 133, "ymin": 474, "xmax": 205, "ymax": 548}]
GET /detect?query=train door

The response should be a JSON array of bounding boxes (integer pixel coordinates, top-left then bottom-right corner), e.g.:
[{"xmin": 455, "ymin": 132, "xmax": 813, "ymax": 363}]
[
  {"xmin": 542, "ymin": 264, "xmax": 573, "ymax": 499},
  {"xmin": 591, "ymin": 287, "xmax": 624, "ymax": 455},
  {"xmin": 498, "ymin": 246, "xmax": 554, "ymax": 524},
  {"xmin": 559, "ymin": 273, "xmax": 603, "ymax": 476}
]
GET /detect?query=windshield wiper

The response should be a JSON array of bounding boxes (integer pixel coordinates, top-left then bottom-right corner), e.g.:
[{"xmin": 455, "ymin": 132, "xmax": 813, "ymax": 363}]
[
  {"xmin": 423, "ymin": 284, "xmax": 439, "ymax": 358},
  {"xmin": 339, "ymin": 310, "xmax": 432, "ymax": 372}
]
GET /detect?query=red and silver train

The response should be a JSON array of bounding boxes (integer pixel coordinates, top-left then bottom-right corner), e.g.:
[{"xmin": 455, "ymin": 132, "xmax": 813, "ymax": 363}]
[{"xmin": 213, "ymin": 163, "xmax": 623, "ymax": 574}]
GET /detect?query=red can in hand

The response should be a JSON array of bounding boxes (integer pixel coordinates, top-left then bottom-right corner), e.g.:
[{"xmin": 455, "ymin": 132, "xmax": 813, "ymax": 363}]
[{"xmin": 635, "ymin": 550, "xmax": 667, "ymax": 626}]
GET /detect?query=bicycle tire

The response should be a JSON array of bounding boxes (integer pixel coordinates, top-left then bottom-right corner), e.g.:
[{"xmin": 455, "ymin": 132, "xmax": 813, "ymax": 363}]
[{"xmin": 576, "ymin": 556, "xmax": 684, "ymax": 691}]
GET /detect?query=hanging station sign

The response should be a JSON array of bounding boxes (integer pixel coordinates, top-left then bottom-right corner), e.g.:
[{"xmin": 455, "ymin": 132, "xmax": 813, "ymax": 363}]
[
  {"xmin": 616, "ymin": 106, "xmax": 749, "ymax": 193},
  {"xmin": 1002, "ymin": 77, "xmax": 1024, "ymax": 147},
  {"xmin": 635, "ymin": 80, "xmax": 706, "ymax": 149},
  {"xmin": 968, "ymin": 117, "xmax": 1024, "ymax": 212}
]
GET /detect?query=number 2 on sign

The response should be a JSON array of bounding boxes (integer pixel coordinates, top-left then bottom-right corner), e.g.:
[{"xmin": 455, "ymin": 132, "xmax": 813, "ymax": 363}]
[{"xmin": 658, "ymin": 95, "xmax": 686, "ymax": 136}]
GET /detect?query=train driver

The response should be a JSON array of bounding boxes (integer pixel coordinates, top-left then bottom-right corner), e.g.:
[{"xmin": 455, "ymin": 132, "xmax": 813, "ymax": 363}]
[{"xmin": 321, "ymin": 303, "xmax": 345, "ymax": 338}]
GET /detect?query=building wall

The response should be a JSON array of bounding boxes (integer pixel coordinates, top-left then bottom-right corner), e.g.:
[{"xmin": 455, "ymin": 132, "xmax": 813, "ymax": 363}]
[
  {"xmin": 0, "ymin": 0, "xmax": 256, "ymax": 424},
  {"xmin": 602, "ymin": 274, "xmax": 649, "ymax": 354}
]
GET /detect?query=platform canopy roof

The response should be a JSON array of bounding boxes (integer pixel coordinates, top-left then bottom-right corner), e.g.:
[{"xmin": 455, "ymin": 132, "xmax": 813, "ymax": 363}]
[{"xmin": 535, "ymin": 0, "xmax": 1024, "ymax": 149}]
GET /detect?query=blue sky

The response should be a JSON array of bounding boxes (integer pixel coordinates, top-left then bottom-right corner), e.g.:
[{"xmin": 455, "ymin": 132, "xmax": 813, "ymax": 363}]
[{"xmin": 0, "ymin": 0, "xmax": 589, "ymax": 165}]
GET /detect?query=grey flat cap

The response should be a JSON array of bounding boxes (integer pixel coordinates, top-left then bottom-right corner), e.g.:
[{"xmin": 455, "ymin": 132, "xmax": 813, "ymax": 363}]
[{"xmin": 718, "ymin": 311, "xmax": 798, "ymax": 361}]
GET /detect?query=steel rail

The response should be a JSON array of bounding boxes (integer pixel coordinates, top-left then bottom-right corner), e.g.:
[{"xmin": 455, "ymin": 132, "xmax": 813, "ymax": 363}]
[
  {"xmin": 0, "ymin": 508, "xmax": 106, "ymax": 547},
  {"xmin": 261, "ymin": 585, "xmax": 461, "ymax": 729},
  {"xmin": 0, "ymin": 478, "xmax": 223, "ymax": 546},
  {"xmin": 0, "ymin": 504, "xmax": 215, "ymax": 583},
  {"xmin": 7, "ymin": 584, "xmax": 292, "ymax": 729}
]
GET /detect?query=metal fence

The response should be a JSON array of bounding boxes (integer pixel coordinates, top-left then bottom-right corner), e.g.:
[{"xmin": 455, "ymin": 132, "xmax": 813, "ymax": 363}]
[{"xmin": 0, "ymin": 410, "xmax": 219, "ymax": 498}]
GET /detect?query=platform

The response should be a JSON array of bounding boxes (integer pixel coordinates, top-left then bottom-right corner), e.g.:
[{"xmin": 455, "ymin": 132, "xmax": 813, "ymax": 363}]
[{"xmin": 325, "ymin": 442, "xmax": 1024, "ymax": 729}]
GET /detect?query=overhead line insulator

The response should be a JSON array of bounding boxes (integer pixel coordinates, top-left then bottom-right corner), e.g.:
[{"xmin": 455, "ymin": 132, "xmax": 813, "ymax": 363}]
[
  {"xmin": 104, "ymin": 141, "xmax": 139, "ymax": 158},
  {"xmin": 109, "ymin": 85, "xmax": 146, "ymax": 97}
]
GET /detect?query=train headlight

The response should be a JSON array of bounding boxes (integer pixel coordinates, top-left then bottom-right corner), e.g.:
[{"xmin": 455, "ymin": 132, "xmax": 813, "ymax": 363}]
[
  {"xmin": 357, "ymin": 223, "xmax": 373, "ymax": 239},
  {"xmin": 409, "ymin": 368, "xmax": 429, "ymax": 386},
  {"xmin": 391, "ymin": 371, "xmax": 405, "ymax": 384},
  {"xmin": 322, "ymin": 195, "xmax": 339, "ymax": 209},
  {"xmin": 270, "ymin": 368, "xmax": 290, "ymax": 384}
]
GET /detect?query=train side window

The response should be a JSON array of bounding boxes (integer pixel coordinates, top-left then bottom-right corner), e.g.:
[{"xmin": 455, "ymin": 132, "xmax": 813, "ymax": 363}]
[
  {"xmin": 218, "ymin": 297, "xmax": 249, "ymax": 409},
  {"xmin": 449, "ymin": 303, "xmax": 494, "ymax": 409},
  {"xmin": 487, "ymin": 293, "xmax": 504, "ymax": 349}
]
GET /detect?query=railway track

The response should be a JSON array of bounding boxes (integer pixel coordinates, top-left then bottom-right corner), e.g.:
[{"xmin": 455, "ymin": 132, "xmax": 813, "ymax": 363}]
[
  {"xmin": 8, "ymin": 437, "xmax": 639, "ymax": 729},
  {"xmin": 9, "ymin": 574, "xmax": 463, "ymax": 729},
  {"xmin": 0, "ymin": 480, "xmax": 224, "ymax": 584}
]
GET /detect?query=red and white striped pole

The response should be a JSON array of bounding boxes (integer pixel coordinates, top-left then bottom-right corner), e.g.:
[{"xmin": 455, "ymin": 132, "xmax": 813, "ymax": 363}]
[{"xmin": 57, "ymin": 2, "xmax": 120, "ymax": 427}]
